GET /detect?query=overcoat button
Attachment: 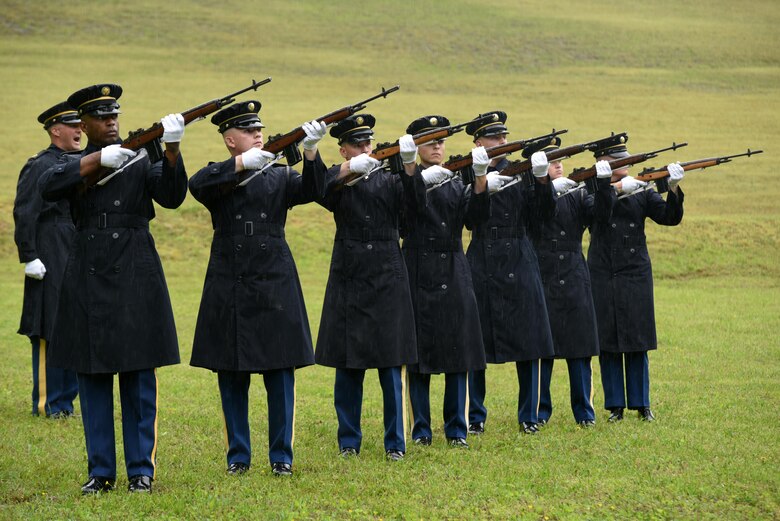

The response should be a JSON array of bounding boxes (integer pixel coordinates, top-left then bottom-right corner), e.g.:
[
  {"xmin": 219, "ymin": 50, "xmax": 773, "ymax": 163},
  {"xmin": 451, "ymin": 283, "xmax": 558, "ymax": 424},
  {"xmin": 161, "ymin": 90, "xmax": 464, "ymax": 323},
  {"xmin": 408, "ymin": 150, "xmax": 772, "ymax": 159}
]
[
  {"xmin": 611, "ymin": 223, "xmax": 617, "ymax": 228},
  {"xmin": 367, "ymin": 244, "xmax": 373, "ymax": 250},
  {"xmin": 236, "ymin": 244, "xmax": 243, "ymax": 251},
  {"xmin": 260, "ymin": 243, "xmax": 267, "ymax": 250},
  {"xmin": 560, "ymin": 230, "xmax": 566, "ymax": 236},
  {"xmin": 112, "ymin": 232, "xmax": 119, "ymax": 239},
  {"xmin": 113, "ymin": 200, "xmax": 120, "ymax": 207},
  {"xmin": 88, "ymin": 267, "xmax": 95, "ymax": 275},
  {"xmin": 441, "ymin": 284, "xmax": 447, "ymax": 290},
  {"xmin": 630, "ymin": 248, "xmax": 636, "ymax": 253},
  {"xmin": 235, "ymin": 214, "xmax": 242, "ymax": 220},
  {"xmin": 113, "ymin": 265, "xmax": 120, "ymax": 273},
  {"xmin": 629, "ymin": 223, "xmax": 635, "ymax": 228},
  {"xmin": 440, "ymin": 253, "xmax": 446, "ymax": 259},
  {"xmin": 559, "ymin": 280, "xmax": 565, "ymax": 285},
  {"xmin": 260, "ymin": 212, "xmax": 267, "ymax": 219},
  {"xmin": 559, "ymin": 254, "xmax": 564, "ymax": 260},
  {"xmin": 508, "ymin": 273, "xmax": 515, "ymax": 279}
]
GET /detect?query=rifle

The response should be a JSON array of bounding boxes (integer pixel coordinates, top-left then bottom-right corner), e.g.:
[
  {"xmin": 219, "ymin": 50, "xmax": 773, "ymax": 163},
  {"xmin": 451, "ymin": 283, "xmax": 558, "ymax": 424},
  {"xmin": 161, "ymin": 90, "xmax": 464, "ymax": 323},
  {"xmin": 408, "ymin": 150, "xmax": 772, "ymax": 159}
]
[
  {"xmin": 263, "ymin": 85, "xmax": 400, "ymax": 166},
  {"xmin": 338, "ymin": 113, "xmax": 498, "ymax": 188},
  {"xmin": 567, "ymin": 142, "xmax": 688, "ymax": 194},
  {"xmin": 494, "ymin": 132, "xmax": 629, "ymax": 193},
  {"xmin": 122, "ymin": 78, "xmax": 272, "ymax": 164},
  {"xmin": 425, "ymin": 129, "xmax": 568, "ymax": 192},
  {"xmin": 633, "ymin": 149, "xmax": 763, "ymax": 193}
]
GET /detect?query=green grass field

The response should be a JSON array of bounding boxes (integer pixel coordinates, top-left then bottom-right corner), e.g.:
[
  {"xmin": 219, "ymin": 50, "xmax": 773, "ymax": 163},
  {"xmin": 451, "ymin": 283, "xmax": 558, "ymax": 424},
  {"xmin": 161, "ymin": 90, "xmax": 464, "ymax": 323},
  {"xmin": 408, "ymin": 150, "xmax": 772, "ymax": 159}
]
[{"xmin": 1, "ymin": 1, "xmax": 778, "ymax": 519}]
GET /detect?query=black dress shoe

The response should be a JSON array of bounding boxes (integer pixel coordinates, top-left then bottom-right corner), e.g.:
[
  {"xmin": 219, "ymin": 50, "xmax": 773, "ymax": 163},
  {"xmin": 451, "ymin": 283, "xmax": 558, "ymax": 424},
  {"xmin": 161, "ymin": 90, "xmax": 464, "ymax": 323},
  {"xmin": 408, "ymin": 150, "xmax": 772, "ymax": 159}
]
[
  {"xmin": 578, "ymin": 419, "xmax": 596, "ymax": 428},
  {"xmin": 608, "ymin": 408, "xmax": 624, "ymax": 422},
  {"xmin": 339, "ymin": 447, "xmax": 358, "ymax": 458},
  {"xmin": 468, "ymin": 422, "xmax": 484, "ymax": 435},
  {"xmin": 413, "ymin": 436, "xmax": 431, "ymax": 446},
  {"xmin": 385, "ymin": 450, "xmax": 404, "ymax": 461},
  {"xmin": 537, "ymin": 418, "xmax": 548, "ymax": 427},
  {"xmin": 50, "ymin": 410, "xmax": 74, "ymax": 419},
  {"xmin": 271, "ymin": 462, "xmax": 293, "ymax": 476},
  {"xmin": 227, "ymin": 462, "xmax": 249, "ymax": 475},
  {"xmin": 638, "ymin": 407, "xmax": 655, "ymax": 422},
  {"xmin": 520, "ymin": 422, "xmax": 539, "ymax": 434},
  {"xmin": 128, "ymin": 475, "xmax": 152, "ymax": 493},
  {"xmin": 81, "ymin": 476, "xmax": 115, "ymax": 495},
  {"xmin": 446, "ymin": 437, "xmax": 469, "ymax": 448}
]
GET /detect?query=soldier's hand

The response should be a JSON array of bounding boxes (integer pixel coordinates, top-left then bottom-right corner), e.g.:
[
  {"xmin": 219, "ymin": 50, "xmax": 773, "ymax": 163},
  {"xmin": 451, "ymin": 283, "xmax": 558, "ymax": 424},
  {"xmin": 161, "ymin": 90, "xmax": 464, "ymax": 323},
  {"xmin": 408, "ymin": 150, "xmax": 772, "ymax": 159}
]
[
  {"xmin": 420, "ymin": 165, "xmax": 453, "ymax": 186},
  {"xmin": 161, "ymin": 113, "xmax": 185, "ymax": 143},
  {"xmin": 619, "ymin": 176, "xmax": 647, "ymax": 194},
  {"xmin": 349, "ymin": 153, "xmax": 381, "ymax": 174},
  {"xmin": 399, "ymin": 134, "xmax": 418, "ymax": 164},
  {"xmin": 24, "ymin": 258, "xmax": 46, "ymax": 280},
  {"xmin": 595, "ymin": 160, "xmax": 612, "ymax": 179},
  {"xmin": 240, "ymin": 148, "xmax": 275, "ymax": 171},
  {"xmin": 486, "ymin": 172, "xmax": 512, "ymax": 193},
  {"xmin": 667, "ymin": 162, "xmax": 685, "ymax": 189},
  {"xmin": 471, "ymin": 146, "xmax": 490, "ymax": 177},
  {"xmin": 552, "ymin": 177, "xmax": 578, "ymax": 194},
  {"xmin": 100, "ymin": 144, "xmax": 137, "ymax": 169},
  {"xmin": 531, "ymin": 151, "xmax": 549, "ymax": 178},
  {"xmin": 302, "ymin": 119, "xmax": 328, "ymax": 151}
]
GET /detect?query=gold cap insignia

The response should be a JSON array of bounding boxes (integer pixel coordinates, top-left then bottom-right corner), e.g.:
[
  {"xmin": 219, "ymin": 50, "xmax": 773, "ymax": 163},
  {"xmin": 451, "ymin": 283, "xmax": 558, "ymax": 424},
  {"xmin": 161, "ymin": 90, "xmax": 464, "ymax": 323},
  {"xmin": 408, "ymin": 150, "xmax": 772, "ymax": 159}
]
[
  {"xmin": 429, "ymin": 117, "xmax": 438, "ymax": 126},
  {"xmin": 491, "ymin": 113, "xmax": 499, "ymax": 121},
  {"xmin": 248, "ymin": 102, "xmax": 255, "ymax": 111},
  {"xmin": 356, "ymin": 116, "xmax": 364, "ymax": 125},
  {"xmin": 619, "ymin": 136, "xmax": 626, "ymax": 143},
  {"xmin": 101, "ymin": 86, "xmax": 110, "ymax": 96}
]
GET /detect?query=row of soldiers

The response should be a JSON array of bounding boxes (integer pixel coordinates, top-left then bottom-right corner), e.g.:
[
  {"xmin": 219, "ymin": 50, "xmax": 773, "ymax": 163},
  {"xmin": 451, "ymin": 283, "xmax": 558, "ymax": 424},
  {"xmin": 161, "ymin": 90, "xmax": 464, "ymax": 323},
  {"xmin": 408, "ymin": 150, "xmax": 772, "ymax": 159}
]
[{"xmin": 13, "ymin": 83, "xmax": 684, "ymax": 494}]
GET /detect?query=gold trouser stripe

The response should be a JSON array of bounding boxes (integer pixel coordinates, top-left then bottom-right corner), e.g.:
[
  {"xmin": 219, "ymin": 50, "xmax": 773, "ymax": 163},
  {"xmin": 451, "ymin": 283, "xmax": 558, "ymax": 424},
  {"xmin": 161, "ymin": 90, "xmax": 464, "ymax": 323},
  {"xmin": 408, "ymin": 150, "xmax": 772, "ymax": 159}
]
[
  {"xmin": 535, "ymin": 359, "xmax": 542, "ymax": 416},
  {"xmin": 401, "ymin": 366, "xmax": 408, "ymax": 444},
  {"xmin": 464, "ymin": 373, "xmax": 470, "ymax": 426},
  {"xmin": 588, "ymin": 359, "xmax": 595, "ymax": 408},
  {"xmin": 37, "ymin": 339, "xmax": 47, "ymax": 416},
  {"xmin": 291, "ymin": 371, "xmax": 297, "ymax": 449},
  {"xmin": 151, "ymin": 369, "xmax": 159, "ymax": 480}
]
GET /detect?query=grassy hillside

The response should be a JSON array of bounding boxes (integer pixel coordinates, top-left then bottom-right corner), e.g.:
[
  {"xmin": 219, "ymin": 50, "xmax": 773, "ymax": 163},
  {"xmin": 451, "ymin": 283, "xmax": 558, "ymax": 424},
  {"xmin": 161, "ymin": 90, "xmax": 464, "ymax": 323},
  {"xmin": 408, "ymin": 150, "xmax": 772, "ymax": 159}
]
[{"xmin": 1, "ymin": 1, "xmax": 778, "ymax": 519}]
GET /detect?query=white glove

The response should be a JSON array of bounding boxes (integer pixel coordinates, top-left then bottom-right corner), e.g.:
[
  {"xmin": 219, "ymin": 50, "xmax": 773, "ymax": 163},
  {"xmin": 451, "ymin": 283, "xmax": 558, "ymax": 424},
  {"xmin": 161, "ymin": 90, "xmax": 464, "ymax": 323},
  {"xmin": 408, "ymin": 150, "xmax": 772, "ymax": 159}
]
[
  {"xmin": 486, "ymin": 172, "xmax": 513, "ymax": 193},
  {"xmin": 100, "ymin": 144, "xmax": 137, "ymax": 169},
  {"xmin": 531, "ymin": 151, "xmax": 549, "ymax": 178},
  {"xmin": 471, "ymin": 146, "xmax": 490, "ymax": 177},
  {"xmin": 349, "ymin": 153, "xmax": 382, "ymax": 175},
  {"xmin": 595, "ymin": 160, "xmax": 612, "ymax": 179},
  {"xmin": 620, "ymin": 176, "xmax": 647, "ymax": 194},
  {"xmin": 552, "ymin": 177, "xmax": 578, "ymax": 194},
  {"xmin": 240, "ymin": 148, "xmax": 275, "ymax": 170},
  {"xmin": 302, "ymin": 119, "xmax": 327, "ymax": 151},
  {"xmin": 161, "ymin": 113, "xmax": 185, "ymax": 143},
  {"xmin": 24, "ymin": 258, "xmax": 46, "ymax": 280},
  {"xmin": 420, "ymin": 165, "xmax": 453, "ymax": 186},
  {"xmin": 667, "ymin": 162, "xmax": 685, "ymax": 189},
  {"xmin": 399, "ymin": 134, "xmax": 418, "ymax": 164}
]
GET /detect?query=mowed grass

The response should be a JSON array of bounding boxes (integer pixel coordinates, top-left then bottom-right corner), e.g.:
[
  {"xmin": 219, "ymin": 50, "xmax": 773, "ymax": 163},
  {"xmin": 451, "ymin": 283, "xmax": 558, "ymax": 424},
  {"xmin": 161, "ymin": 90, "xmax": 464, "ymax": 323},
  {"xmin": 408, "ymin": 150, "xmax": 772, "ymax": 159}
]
[{"xmin": 0, "ymin": 1, "xmax": 778, "ymax": 519}]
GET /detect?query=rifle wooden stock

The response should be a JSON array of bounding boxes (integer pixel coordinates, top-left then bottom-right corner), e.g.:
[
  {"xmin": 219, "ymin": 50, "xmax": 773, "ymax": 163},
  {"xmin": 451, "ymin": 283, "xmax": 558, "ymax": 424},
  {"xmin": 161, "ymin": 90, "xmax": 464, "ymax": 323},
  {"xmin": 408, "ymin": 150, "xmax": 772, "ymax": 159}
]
[
  {"xmin": 264, "ymin": 85, "xmax": 400, "ymax": 165},
  {"xmin": 568, "ymin": 142, "xmax": 688, "ymax": 183},
  {"xmin": 121, "ymin": 78, "xmax": 272, "ymax": 159},
  {"xmin": 635, "ymin": 149, "xmax": 763, "ymax": 182}
]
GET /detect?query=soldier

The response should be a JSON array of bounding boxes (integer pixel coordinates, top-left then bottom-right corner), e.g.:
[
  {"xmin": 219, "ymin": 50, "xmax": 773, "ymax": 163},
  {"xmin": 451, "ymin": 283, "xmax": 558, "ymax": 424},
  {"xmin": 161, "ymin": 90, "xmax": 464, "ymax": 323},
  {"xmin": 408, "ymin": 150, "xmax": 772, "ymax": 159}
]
[
  {"xmin": 13, "ymin": 101, "xmax": 81, "ymax": 419},
  {"xmin": 587, "ymin": 141, "xmax": 685, "ymax": 422},
  {"xmin": 462, "ymin": 111, "xmax": 556, "ymax": 435},
  {"xmin": 39, "ymin": 83, "xmax": 187, "ymax": 494},
  {"xmin": 531, "ymin": 138, "xmax": 614, "ymax": 427},
  {"xmin": 189, "ymin": 102, "xmax": 328, "ymax": 476},
  {"xmin": 315, "ymin": 114, "xmax": 417, "ymax": 461},
  {"xmin": 397, "ymin": 115, "xmax": 489, "ymax": 448}
]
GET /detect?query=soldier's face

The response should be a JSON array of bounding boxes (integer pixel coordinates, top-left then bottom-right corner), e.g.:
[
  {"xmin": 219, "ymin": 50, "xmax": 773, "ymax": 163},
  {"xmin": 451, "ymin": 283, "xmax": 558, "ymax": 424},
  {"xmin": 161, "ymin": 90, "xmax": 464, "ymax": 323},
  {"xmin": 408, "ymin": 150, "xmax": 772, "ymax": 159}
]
[
  {"xmin": 340, "ymin": 140, "xmax": 372, "ymax": 160},
  {"xmin": 225, "ymin": 127, "xmax": 264, "ymax": 155},
  {"xmin": 82, "ymin": 114, "xmax": 119, "ymax": 146},
  {"xmin": 476, "ymin": 133, "xmax": 508, "ymax": 165},
  {"xmin": 50, "ymin": 123, "xmax": 82, "ymax": 152},
  {"xmin": 547, "ymin": 160, "xmax": 564, "ymax": 179},
  {"xmin": 418, "ymin": 139, "xmax": 445, "ymax": 167}
]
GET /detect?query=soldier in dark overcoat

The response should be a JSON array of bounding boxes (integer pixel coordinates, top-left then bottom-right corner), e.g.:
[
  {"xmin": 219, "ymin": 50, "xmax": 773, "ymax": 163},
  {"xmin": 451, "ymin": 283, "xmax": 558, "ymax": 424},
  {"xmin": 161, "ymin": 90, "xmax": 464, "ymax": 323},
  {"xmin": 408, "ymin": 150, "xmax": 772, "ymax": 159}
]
[
  {"xmin": 397, "ymin": 116, "xmax": 489, "ymax": 448},
  {"xmin": 531, "ymin": 138, "xmax": 615, "ymax": 427},
  {"xmin": 189, "ymin": 101, "xmax": 327, "ymax": 476},
  {"xmin": 39, "ymin": 84, "xmax": 187, "ymax": 494},
  {"xmin": 314, "ymin": 114, "xmax": 417, "ymax": 461},
  {"xmin": 587, "ymin": 142, "xmax": 685, "ymax": 423},
  {"xmin": 462, "ymin": 112, "xmax": 556, "ymax": 435},
  {"xmin": 13, "ymin": 101, "xmax": 80, "ymax": 418}
]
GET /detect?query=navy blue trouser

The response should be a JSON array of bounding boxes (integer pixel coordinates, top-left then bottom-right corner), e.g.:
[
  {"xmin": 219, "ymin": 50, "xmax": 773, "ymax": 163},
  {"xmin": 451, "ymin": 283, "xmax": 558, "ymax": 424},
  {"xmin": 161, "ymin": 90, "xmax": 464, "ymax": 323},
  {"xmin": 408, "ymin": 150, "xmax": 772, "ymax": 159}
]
[
  {"xmin": 538, "ymin": 357, "xmax": 595, "ymax": 423},
  {"xmin": 31, "ymin": 337, "xmax": 77, "ymax": 417},
  {"xmin": 334, "ymin": 367, "xmax": 405, "ymax": 453},
  {"xmin": 470, "ymin": 361, "xmax": 542, "ymax": 425},
  {"xmin": 599, "ymin": 351, "xmax": 650, "ymax": 410},
  {"xmin": 467, "ymin": 369, "xmax": 487, "ymax": 425},
  {"xmin": 78, "ymin": 369, "xmax": 158, "ymax": 480},
  {"xmin": 408, "ymin": 371, "xmax": 467, "ymax": 440},
  {"xmin": 218, "ymin": 368, "xmax": 296, "ymax": 467}
]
